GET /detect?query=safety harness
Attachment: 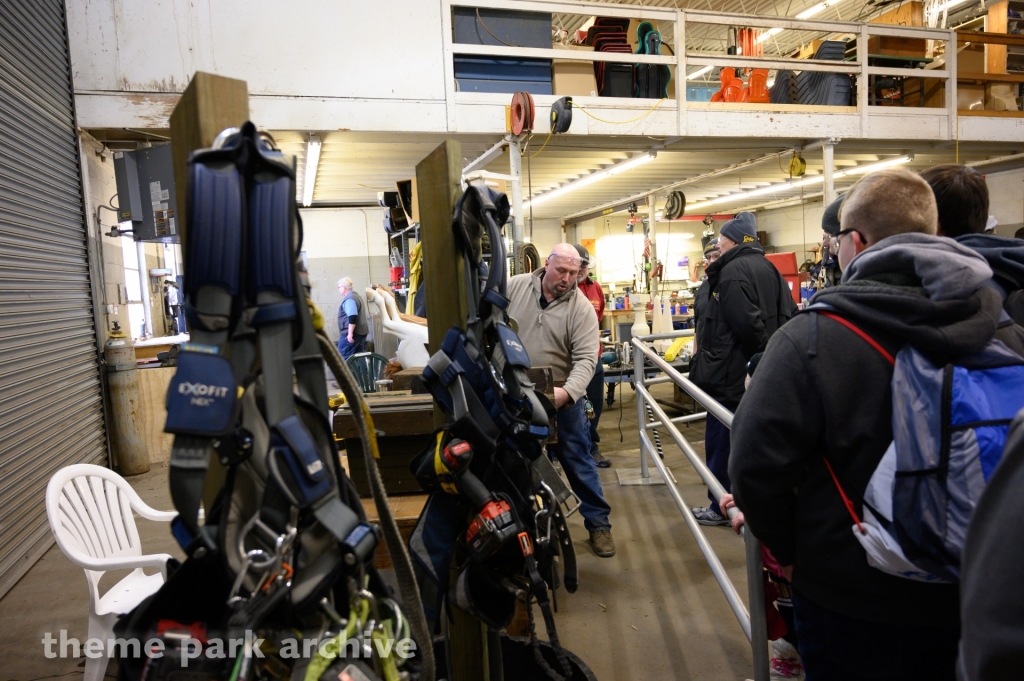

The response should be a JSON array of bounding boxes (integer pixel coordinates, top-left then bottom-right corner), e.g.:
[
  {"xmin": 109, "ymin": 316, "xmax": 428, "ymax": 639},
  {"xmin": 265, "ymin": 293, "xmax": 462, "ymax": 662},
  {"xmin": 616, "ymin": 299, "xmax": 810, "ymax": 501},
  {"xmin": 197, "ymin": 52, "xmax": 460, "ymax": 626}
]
[
  {"xmin": 410, "ymin": 185, "xmax": 577, "ymax": 680},
  {"xmin": 115, "ymin": 124, "xmax": 433, "ymax": 681}
]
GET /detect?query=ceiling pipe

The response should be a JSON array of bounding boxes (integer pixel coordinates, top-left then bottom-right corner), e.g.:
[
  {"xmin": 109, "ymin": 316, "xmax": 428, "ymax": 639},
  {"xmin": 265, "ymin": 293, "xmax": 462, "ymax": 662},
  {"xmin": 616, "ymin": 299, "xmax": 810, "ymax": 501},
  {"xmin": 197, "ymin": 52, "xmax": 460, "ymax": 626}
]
[{"xmin": 561, "ymin": 140, "xmax": 826, "ymax": 227}]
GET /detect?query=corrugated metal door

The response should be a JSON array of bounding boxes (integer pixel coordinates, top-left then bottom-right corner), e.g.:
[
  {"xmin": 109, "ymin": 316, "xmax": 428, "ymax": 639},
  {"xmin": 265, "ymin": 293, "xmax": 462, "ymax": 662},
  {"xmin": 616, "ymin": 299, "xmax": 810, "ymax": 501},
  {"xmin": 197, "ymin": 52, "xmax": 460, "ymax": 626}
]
[{"xmin": 0, "ymin": 0, "xmax": 106, "ymax": 597}]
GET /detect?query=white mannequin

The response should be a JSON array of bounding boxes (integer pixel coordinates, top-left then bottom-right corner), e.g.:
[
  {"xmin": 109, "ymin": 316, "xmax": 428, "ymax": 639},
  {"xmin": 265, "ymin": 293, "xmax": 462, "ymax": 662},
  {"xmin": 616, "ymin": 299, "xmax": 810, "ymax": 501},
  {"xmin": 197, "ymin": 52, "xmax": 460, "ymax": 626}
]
[{"xmin": 365, "ymin": 286, "xmax": 430, "ymax": 369}]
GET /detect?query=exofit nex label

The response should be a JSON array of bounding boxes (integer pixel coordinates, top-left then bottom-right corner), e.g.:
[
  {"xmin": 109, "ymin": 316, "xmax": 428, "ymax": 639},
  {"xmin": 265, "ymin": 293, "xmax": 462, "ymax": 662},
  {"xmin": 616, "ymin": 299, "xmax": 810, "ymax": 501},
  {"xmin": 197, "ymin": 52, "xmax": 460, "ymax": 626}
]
[{"xmin": 178, "ymin": 381, "xmax": 230, "ymax": 406}]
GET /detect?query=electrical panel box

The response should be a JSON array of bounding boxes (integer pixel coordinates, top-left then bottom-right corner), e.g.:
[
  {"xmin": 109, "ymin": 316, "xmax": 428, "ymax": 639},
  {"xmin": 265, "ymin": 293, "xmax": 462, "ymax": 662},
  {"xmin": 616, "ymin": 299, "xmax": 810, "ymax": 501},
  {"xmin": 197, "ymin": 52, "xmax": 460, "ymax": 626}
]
[{"xmin": 112, "ymin": 144, "xmax": 179, "ymax": 243}]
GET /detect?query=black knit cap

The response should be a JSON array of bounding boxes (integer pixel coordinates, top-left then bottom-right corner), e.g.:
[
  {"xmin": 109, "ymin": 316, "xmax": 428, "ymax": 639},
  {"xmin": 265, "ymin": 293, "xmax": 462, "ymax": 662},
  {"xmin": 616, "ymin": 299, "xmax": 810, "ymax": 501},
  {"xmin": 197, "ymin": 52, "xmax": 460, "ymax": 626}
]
[{"xmin": 822, "ymin": 194, "xmax": 844, "ymax": 236}]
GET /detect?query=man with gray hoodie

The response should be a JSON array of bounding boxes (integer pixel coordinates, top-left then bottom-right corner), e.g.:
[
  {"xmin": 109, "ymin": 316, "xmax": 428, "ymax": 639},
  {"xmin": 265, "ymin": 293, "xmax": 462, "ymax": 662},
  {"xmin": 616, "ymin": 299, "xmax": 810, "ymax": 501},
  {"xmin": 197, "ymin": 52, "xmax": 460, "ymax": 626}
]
[
  {"xmin": 730, "ymin": 167, "xmax": 1024, "ymax": 680},
  {"xmin": 507, "ymin": 243, "xmax": 614, "ymax": 557}
]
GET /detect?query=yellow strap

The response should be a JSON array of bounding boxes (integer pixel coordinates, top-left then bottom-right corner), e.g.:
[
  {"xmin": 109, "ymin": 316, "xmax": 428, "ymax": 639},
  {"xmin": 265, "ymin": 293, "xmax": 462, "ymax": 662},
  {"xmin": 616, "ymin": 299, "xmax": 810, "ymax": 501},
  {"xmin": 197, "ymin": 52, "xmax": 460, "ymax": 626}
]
[
  {"xmin": 405, "ymin": 242, "xmax": 423, "ymax": 316},
  {"xmin": 433, "ymin": 431, "xmax": 459, "ymax": 495}
]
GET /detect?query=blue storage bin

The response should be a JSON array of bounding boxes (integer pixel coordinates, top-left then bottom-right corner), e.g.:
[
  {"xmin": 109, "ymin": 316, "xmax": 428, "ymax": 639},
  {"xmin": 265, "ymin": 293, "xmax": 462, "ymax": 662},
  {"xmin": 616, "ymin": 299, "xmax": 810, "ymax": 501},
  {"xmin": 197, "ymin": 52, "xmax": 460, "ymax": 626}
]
[
  {"xmin": 454, "ymin": 56, "xmax": 552, "ymax": 96},
  {"xmin": 453, "ymin": 8, "xmax": 552, "ymax": 48},
  {"xmin": 456, "ymin": 78, "xmax": 552, "ymax": 95},
  {"xmin": 454, "ymin": 57, "xmax": 552, "ymax": 81}
]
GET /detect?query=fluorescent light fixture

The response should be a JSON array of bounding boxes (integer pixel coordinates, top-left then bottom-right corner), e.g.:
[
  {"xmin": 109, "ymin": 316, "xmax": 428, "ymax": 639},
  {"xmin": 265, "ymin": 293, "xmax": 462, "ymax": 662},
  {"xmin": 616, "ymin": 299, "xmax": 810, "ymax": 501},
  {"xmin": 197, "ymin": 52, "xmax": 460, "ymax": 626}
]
[
  {"xmin": 302, "ymin": 135, "xmax": 322, "ymax": 207},
  {"xmin": 687, "ymin": 65, "xmax": 714, "ymax": 81},
  {"xmin": 687, "ymin": 155, "xmax": 912, "ymax": 211},
  {"xmin": 524, "ymin": 152, "xmax": 656, "ymax": 209},
  {"xmin": 756, "ymin": 0, "xmax": 843, "ymax": 43}
]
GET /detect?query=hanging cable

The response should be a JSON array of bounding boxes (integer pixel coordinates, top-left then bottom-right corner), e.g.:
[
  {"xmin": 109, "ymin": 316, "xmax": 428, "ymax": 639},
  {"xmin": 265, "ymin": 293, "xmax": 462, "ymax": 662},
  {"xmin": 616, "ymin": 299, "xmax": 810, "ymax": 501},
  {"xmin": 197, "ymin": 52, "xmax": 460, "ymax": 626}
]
[{"xmin": 575, "ymin": 98, "xmax": 668, "ymax": 125}]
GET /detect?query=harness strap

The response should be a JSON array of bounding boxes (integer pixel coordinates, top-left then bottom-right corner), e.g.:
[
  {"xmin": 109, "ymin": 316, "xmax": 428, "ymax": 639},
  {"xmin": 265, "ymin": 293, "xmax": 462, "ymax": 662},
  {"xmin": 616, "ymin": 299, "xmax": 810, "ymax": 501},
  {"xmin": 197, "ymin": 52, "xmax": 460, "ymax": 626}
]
[
  {"xmin": 817, "ymin": 311, "xmax": 896, "ymax": 366},
  {"xmin": 814, "ymin": 309, "xmax": 896, "ymax": 536}
]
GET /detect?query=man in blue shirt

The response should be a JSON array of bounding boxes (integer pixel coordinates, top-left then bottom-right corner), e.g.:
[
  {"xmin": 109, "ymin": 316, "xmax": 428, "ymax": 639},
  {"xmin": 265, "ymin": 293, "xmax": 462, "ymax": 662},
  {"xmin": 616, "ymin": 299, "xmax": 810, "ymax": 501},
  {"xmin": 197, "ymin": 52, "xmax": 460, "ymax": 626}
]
[{"xmin": 336, "ymin": 277, "xmax": 369, "ymax": 358}]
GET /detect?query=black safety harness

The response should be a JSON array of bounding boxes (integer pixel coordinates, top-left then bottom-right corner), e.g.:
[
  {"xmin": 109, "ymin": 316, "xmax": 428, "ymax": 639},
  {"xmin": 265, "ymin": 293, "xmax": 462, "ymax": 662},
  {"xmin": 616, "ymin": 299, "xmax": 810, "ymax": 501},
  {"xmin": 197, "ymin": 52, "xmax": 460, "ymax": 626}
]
[{"xmin": 414, "ymin": 185, "xmax": 576, "ymax": 680}]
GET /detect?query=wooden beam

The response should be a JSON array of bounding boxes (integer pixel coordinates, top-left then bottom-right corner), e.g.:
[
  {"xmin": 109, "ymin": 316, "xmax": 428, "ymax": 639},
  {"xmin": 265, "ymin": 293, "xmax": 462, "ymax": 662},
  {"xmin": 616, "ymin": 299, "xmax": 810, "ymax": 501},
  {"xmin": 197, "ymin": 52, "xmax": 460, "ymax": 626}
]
[
  {"xmin": 416, "ymin": 140, "xmax": 466, "ymax": 428},
  {"xmin": 168, "ymin": 72, "xmax": 249, "ymax": 251},
  {"xmin": 168, "ymin": 71, "xmax": 248, "ymax": 509},
  {"xmin": 417, "ymin": 139, "xmax": 491, "ymax": 680},
  {"xmin": 959, "ymin": 71, "xmax": 1024, "ymax": 84},
  {"xmin": 987, "ymin": 1, "xmax": 1009, "ymax": 76},
  {"xmin": 958, "ymin": 29, "xmax": 1024, "ymax": 47}
]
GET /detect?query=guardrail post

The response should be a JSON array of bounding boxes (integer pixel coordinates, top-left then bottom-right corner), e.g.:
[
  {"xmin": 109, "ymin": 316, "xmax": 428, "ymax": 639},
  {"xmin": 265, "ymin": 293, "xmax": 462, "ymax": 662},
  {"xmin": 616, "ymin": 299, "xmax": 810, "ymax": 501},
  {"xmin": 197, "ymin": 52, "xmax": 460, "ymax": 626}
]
[
  {"xmin": 745, "ymin": 531, "xmax": 770, "ymax": 681},
  {"xmin": 947, "ymin": 28, "xmax": 957, "ymax": 142},
  {"xmin": 859, "ymin": 24, "xmax": 870, "ymax": 136},
  {"xmin": 635, "ymin": 338, "xmax": 649, "ymax": 480},
  {"xmin": 617, "ymin": 337, "xmax": 665, "ymax": 487},
  {"xmin": 676, "ymin": 10, "xmax": 687, "ymax": 137}
]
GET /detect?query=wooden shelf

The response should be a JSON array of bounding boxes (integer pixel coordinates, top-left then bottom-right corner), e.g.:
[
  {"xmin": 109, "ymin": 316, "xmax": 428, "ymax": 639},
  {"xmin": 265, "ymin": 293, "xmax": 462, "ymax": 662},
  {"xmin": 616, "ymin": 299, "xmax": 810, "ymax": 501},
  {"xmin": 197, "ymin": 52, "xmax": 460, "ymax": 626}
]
[
  {"xmin": 958, "ymin": 70, "xmax": 1024, "ymax": 82},
  {"xmin": 958, "ymin": 109, "xmax": 1024, "ymax": 117}
]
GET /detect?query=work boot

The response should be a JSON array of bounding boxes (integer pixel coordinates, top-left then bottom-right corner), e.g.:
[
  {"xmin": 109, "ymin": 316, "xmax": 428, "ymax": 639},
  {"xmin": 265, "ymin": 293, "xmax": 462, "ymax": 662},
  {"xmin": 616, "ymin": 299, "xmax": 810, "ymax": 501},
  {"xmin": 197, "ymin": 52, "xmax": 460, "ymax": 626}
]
[
  {"xmin": 592, "ymin": 449, "xmax": 611, "ymax": 468},
  {"xmin": 590, "ymin": 529, "xmax": 615, "ymax": 557}
]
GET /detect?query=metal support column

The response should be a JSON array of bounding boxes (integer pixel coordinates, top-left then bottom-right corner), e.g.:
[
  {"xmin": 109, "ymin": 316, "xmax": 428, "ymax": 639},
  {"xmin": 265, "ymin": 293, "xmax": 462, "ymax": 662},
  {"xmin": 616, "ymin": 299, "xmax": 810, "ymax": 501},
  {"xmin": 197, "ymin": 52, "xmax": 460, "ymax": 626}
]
[
  {"xmin": 823, "ymin": 139, "xmax": 836, "ymax": 205},
  {"xmin": 508, "ymin": 135, "xmax": 525, "ymax": 252},
  {"xmin": 648, "ymin": 192, "xmax": 658, "ymax": 297},
  {"xmin": 136, "ymin": 241, "xmax": 154, "ymax": 338}
]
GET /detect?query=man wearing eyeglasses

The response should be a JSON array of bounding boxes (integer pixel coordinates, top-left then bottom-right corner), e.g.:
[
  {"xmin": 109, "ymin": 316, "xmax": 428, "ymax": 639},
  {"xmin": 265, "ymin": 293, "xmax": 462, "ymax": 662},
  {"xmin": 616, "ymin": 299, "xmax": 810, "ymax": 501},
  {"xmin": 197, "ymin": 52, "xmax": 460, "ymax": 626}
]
[
  {"xmin": 507, "ymin": 243, "xmax": 614, "ymax": 558},
  {"xmin": 729, "ymin": 167, "xmax": 1024, "ymax": 681}
]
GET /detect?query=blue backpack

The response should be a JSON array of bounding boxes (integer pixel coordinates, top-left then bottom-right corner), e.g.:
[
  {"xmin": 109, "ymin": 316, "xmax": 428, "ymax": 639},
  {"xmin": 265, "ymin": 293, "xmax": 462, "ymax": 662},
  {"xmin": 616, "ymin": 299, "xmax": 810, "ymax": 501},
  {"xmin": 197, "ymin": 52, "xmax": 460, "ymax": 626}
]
[{"xmin": 815, "ymin": 309, "xmax": 1024, "ymax": 583}]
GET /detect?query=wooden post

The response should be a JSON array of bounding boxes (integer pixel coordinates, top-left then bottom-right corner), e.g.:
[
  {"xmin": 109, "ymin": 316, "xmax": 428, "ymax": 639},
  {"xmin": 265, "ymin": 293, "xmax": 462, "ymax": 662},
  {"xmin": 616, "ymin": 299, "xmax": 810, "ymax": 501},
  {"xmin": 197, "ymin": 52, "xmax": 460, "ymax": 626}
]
[
  {"xmin": 418, "ymin": 140, "xmax": 492, "ymax": 680},
  {"xmin": 169, "ymin": 72, "xmax": 249, "ymax": 251},
  {"xmin": 415, "ymin": 140, "xmax": 466, "ymax": 428},
  {"xmin": 168, "ymin": 72, "xmax": 248, "ymax": 509}
]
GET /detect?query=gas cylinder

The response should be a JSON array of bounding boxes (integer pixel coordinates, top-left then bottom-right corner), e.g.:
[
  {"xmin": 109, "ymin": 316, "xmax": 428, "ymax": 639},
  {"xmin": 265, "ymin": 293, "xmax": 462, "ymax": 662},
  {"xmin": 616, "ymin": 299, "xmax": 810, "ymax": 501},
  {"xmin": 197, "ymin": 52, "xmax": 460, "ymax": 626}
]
[{"xmin": 104, "ymin": 324, "xmax": 149, "ymax": 475}]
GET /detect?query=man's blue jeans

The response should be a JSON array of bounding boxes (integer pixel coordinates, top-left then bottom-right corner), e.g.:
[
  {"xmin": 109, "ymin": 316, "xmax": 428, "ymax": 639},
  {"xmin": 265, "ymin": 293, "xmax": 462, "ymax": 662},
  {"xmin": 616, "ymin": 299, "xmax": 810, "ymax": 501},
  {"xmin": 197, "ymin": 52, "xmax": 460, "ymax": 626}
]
[
  {"xmin": 585, "ymin": 362, "xmax": 605, "ymax": 455},
  {"xmin": 705, "ymin": 413, "xmax": 732, "ymax": 515},
  {"xmin": 793, "ymin": 589, "xmax": 959, "ymax": 681},
  {"xmin": 548, "ymin": 397, "xmax": 611, "ymax": 532},
  {"xmin": 337, "ymin": 333, "xmax": 367, "ymax": 359}
]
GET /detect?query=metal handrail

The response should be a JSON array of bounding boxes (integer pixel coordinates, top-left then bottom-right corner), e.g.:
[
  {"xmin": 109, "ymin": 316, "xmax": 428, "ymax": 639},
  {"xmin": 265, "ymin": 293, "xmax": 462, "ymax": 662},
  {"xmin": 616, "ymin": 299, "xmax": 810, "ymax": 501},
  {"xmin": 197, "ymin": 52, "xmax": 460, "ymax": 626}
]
[{"xmin": 631, "ymin": 331, "xmax": 769, "ymax": 681}]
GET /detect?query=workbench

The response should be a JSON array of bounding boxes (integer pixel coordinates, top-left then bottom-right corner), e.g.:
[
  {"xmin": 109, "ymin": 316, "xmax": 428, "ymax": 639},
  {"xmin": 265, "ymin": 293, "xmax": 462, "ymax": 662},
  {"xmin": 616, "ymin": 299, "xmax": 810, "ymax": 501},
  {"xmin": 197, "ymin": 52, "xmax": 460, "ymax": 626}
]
[{"xmin": 602, "ymin": 357, "xmax": 690, "ymax": 406}]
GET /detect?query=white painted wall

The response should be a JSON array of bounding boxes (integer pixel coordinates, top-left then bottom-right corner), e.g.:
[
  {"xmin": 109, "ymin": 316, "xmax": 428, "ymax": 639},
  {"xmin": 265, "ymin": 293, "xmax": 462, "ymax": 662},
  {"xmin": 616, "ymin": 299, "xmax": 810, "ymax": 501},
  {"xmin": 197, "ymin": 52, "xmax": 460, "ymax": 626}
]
[
  {"xmin": 750, "ymin": 201, "xmax": 825, "ymax": 259},
  {"xmin": 299, "ymin": 207, "xmax": 391, "ymax": 342},
  {"xmin": 69, "ymin": 0, "xmax": 450, "ymax": 130},
  {"xmin": 985, "ymin": 168, "xmax": 1024, "ymax": 236},
  {"xmin": 68, "ymin": 0, "xmax": 446, "ymax": 99}
]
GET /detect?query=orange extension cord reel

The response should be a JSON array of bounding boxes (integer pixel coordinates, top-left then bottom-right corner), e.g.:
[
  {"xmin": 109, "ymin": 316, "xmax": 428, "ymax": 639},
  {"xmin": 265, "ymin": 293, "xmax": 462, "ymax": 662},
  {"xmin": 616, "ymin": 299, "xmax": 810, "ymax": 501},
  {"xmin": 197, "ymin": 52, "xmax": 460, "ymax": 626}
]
[{"xmin": 510, "ymin": 91, "xmax": 535, "ymax": 135}]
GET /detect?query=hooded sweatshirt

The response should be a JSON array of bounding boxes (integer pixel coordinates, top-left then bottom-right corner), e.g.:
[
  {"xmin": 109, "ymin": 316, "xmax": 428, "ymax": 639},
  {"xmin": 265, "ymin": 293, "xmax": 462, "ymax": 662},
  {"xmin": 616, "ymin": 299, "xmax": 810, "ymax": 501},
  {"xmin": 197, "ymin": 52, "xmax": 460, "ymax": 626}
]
[
  {"xmin": 507, "ymin": 269, "xmax": 598, "ymax": 403},
  {"xmin": 955, "ymin": 233, "xmax": 1024, "ymax": 325},
  {"xmin": 730, "ymin": 233, "xmax": 1024, "ymax": 625}
]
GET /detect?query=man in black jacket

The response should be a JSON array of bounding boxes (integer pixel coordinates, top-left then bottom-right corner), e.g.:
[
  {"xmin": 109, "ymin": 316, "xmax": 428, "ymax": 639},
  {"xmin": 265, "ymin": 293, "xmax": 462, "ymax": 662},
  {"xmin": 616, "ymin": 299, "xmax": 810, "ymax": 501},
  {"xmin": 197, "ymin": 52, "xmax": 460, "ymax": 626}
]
[
  {"xmin": 921, "ymin": 163, "xmax": 1024, "ymax": 325},
  {"xmin": 730, "ymin": 167, "xmax": 1024, "ymax": 681},
  {"xmin": 689, "ymin": 212, "xmax": 795, "ymax": 525}
]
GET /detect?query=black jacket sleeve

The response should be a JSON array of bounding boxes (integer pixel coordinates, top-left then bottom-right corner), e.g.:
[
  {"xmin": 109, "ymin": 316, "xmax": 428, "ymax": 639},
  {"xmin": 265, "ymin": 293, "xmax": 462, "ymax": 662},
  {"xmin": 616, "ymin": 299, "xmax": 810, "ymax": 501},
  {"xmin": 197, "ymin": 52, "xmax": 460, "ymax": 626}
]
[
  {"xmin": 729, "ymin": 325, "xmax": 823, "ymax": 566},
  {"xmin": 719, "ymin": 275, "xmax": 769, "ymax": 359}
]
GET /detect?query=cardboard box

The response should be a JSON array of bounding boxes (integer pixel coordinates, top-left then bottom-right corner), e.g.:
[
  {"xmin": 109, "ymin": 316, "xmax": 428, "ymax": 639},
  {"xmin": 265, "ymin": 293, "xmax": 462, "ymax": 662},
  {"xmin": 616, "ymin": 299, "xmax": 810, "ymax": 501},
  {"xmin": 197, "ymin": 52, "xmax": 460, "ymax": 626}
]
[
  {"xmin": 958, "ymin": 44, "xmax": 986, "ymax": 74},
  {"xmin": 553, "ymin": 44, "xmax": 598, "ymax": 97},
  {"xmin": 868, "ymin": 1, "xmax": 926, "ymax": 58},
  {"xmin": 867, "ymin": 36, "xmax": 927, "ymax": 58}
]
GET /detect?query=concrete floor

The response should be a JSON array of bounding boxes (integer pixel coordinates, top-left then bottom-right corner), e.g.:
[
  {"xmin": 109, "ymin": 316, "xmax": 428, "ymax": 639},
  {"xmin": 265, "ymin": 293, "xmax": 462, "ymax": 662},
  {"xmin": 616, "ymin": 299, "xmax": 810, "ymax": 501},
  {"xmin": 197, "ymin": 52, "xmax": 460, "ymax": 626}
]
[{"xmin": 0, "ymin": 382, "xmax": 753, "ymax": 681}]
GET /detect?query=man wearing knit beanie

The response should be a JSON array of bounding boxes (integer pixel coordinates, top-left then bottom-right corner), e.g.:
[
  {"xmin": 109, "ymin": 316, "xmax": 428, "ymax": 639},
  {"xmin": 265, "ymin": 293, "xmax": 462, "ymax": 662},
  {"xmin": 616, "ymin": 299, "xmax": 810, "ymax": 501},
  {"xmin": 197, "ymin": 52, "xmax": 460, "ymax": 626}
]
[{"xmin": 688, "ymin": 212, "xmax": 796, "ymax": 526}]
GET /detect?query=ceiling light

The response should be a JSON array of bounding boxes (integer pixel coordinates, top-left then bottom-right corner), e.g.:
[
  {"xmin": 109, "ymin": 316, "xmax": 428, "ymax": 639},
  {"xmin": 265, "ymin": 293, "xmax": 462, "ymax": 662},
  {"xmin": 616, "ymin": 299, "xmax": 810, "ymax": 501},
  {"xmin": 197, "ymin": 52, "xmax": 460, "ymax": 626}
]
[
  {"xmin": 756, "ymin": 0, "xmax": 844, "ymax": 43},
  {"xmin": 687, "ymin": 65, "xmax": 714, "ymax": 81},
  {"xmin": 302, "ymin": 135, "xmax": 322, "ymax": 207},
  {"xmin": 686, "ymin": 155, "xmax": 912, "ymax": 211},
  {"xmin": 524, "ymin": 152, "xmax": 656, "ymax": 208}
]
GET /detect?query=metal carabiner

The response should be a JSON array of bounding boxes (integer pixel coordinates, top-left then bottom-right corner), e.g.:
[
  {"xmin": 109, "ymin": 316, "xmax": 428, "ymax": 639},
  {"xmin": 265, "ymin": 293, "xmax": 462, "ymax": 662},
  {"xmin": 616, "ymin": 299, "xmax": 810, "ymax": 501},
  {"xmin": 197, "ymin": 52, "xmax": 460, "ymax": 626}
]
[{"xmin": 534, "ymin": 481, "xmax": 557, "ymax": 548}]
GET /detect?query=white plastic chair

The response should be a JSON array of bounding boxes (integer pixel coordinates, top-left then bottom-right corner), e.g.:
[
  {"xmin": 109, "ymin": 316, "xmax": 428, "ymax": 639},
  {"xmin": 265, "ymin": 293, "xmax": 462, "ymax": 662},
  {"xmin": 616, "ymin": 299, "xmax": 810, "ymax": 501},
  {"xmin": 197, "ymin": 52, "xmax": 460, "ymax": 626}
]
[{"xmin": 46, "ymin": 464, "xmax": 178, "ymax": 681}]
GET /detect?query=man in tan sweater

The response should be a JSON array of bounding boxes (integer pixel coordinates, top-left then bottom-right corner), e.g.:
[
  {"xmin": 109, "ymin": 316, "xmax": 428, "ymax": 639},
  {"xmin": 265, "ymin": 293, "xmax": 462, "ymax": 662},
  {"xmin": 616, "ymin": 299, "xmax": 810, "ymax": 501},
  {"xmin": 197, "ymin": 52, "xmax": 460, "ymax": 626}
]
[{"xmin": 507, "ymin": 243, "xmax": 614, "ymax": 557}]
